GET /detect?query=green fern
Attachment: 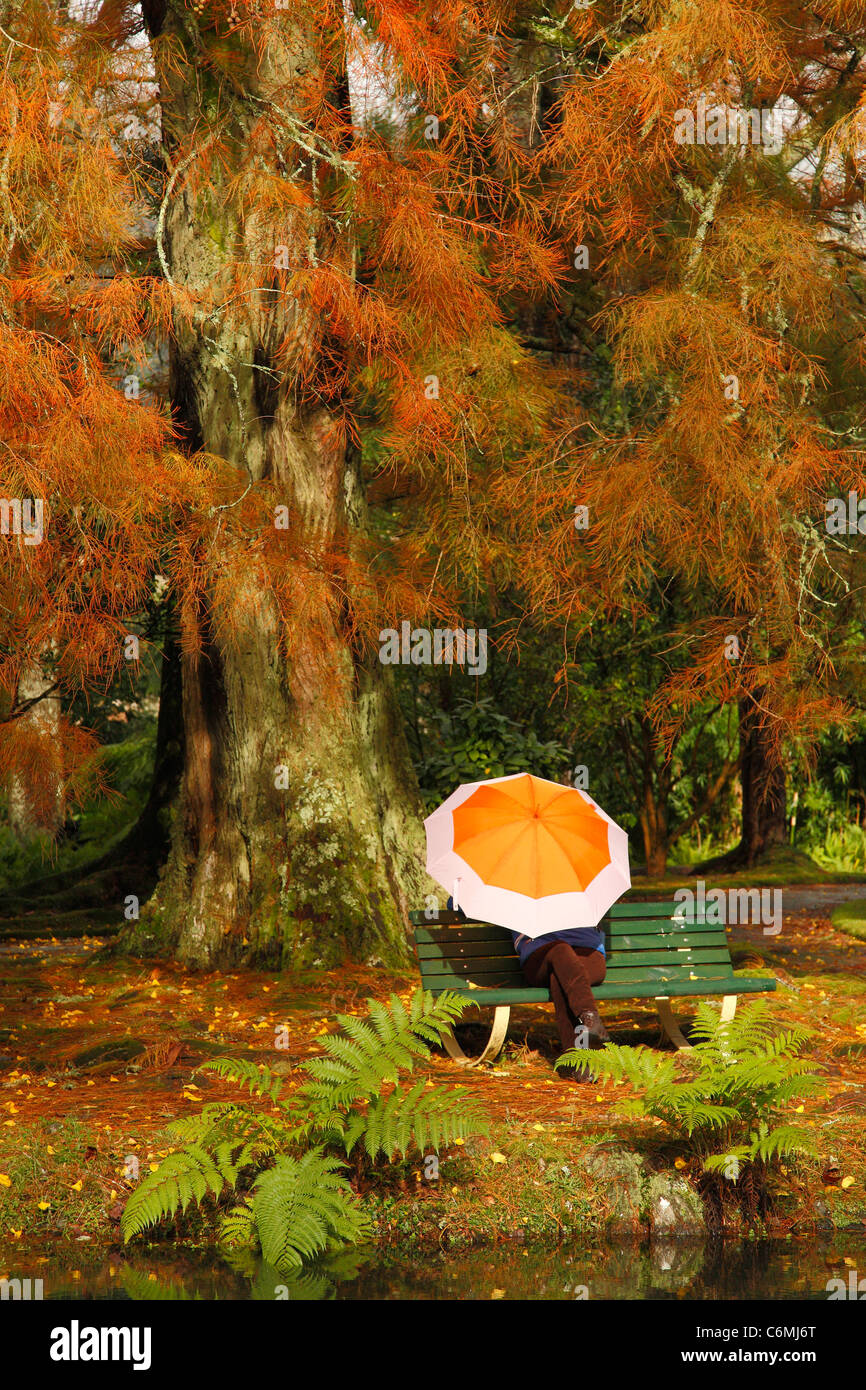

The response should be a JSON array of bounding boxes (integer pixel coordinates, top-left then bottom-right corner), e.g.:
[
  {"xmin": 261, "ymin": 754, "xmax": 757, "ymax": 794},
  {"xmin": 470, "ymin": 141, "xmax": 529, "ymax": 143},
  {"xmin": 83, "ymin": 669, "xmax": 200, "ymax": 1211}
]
[
  {"xmin": 332, "ymin": 1078, "xmax": 485, "ymax": 1160},
  {"xmin": 292, "ymin": 991, "xmax": 486, "ymax": 1158},
  {"xmin": 219, "ymin": 1199, "xmax": 258, "ymax": 1253},
  {"xmin": 297, "ymin": 990, "xmax": 468, "ymax": 1108},
  {"xmin": 250, "ymin": 1152, "xmax": 370, "ymax": 1273},
  {"xmin": 121, "ymin": 988, "xmax": 488, "ymax": 1267},
  {"xmin": 199, "ymin": 1058, "xmax": 286, "ymax": 1103},
  {"xmin": 121, "ymin": 1144, "xmax": 234, "ymax": 1241},
  {"xmin": 555, "ymin": 1000, "xmax": 824, "ymax": 1182}
]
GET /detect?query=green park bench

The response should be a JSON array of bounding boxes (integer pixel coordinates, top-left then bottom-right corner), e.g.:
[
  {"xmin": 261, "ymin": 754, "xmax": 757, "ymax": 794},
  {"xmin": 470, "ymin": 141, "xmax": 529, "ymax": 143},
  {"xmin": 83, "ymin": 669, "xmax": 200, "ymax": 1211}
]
[{"xmin": 409, "ymin": 899, "xmax": 777, "ymax": 1066}]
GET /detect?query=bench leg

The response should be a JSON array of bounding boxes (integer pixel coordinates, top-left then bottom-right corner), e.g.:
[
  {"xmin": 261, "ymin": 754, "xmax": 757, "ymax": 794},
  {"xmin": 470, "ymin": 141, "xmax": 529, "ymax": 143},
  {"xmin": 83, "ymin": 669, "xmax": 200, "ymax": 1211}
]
[
  {"xmin": 656, "ymin": 998, "xmax": 691, "ymax": 1050},
  {"xmin": 442, "ymin": 1006, "xmax": 511, "ymax": 1067},
  {"xmin": 717, "ymin": 994, "xmax": 738, "ymax": 1061},
  {"xmin": 720, "ymin": 994, "xmax": 738, "ymax": 1025},
  {"xmin": 657, "ymin": 995, "xmax": 739, "ymax": 1050}
]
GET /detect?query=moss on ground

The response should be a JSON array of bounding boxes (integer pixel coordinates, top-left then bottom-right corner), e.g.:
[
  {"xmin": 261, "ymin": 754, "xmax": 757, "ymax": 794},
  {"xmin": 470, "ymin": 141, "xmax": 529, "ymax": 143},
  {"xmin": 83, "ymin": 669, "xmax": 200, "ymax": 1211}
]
[{"xmin": 831, "ymin": 900, "xmax": 866, "ymax": 942}]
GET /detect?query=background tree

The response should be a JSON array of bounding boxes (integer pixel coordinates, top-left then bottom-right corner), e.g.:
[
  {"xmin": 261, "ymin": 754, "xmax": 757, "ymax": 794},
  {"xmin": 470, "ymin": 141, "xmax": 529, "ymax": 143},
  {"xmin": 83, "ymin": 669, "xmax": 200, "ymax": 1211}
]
[{"xmin": 497, "ymin": 0, "xmax": 866, "ymax": 869}]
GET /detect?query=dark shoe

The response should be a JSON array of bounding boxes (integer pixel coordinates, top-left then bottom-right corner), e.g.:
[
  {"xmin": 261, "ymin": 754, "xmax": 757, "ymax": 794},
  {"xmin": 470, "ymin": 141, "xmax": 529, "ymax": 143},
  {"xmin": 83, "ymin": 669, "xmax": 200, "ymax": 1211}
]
[{"xmin": 578, "ymin": 1009, "xmax": 610, "ymax": 1048}]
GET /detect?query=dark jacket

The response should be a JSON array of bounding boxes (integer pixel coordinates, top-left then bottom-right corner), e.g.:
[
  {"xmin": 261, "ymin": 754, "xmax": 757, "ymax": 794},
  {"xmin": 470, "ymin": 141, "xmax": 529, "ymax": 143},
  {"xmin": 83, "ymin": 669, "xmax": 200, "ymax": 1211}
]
[{"xmin": 510, "ymin": 927, "xmax": 606, "ymax": 966}]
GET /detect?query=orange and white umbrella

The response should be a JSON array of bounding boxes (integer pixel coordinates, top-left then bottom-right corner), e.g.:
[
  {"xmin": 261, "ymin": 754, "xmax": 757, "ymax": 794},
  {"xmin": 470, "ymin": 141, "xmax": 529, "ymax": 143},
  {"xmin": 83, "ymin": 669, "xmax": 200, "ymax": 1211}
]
[{"xmin": 424, "ymin": 772, "xmax": 630, "ymax": 937}]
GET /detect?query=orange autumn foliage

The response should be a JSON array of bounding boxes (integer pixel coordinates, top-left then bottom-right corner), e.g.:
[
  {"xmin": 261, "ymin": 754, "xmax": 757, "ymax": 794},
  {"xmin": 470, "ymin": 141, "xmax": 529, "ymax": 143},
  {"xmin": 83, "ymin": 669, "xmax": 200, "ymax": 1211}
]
[{"xmin": 4, "ymin": 0, "xmax": 866, "ymax": 829}]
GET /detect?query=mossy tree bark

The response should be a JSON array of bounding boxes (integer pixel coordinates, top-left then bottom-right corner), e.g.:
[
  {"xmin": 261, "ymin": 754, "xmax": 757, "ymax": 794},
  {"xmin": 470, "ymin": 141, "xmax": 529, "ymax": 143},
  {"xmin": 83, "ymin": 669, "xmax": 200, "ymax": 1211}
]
[{"xmin": 137, "ymin": 1, "xmax": 429, "ymax": 969}]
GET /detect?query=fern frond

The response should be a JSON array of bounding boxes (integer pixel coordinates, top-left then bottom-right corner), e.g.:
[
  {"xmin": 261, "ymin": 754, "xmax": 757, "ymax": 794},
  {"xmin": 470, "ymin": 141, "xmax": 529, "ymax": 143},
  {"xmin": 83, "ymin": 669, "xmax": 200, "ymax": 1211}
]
[
  {"xmin": 750, "ymin": 1124, "xmax": 818, "ymax": 1162},
  {"xmin": 352, "ymin": 1080, "xmax": 488, "ymax": 1160},
  {"xmin": 298, "ymin": 988, "xmax": 470, "ymax": 1109},
  {"xmin": 121, "ymin": 1144, "xmax": 229, "ymax": 1242},
  {"xmin": 702, "ymin": 1146, "xmax": 751, "ymax": 1174},
  {"xmin": 251, "ymin": 1152, "xmax": 370, "ymax": 1274},
  {"xmin": 199, "ymin": 1057, "xmax": 285, "ymax": 1102},
  {"xmin": 219, "ymin": 1199, "xmax": 259, "ymax": 1252}
]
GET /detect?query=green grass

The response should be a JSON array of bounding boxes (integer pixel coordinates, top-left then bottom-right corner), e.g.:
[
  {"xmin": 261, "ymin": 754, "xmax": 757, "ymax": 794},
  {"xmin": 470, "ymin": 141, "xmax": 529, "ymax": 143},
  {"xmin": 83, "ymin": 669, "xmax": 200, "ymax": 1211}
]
[
  {"xmin": 0, "ymin": 1117, "xmax": 122, "ymax": 1240},
  {"xmin": 631, "ymin": 848, "xmax": 866, "ymax": 895},
  {"xmin": 830, "ymin": 900, "xmax": 866, "ymax": 942}
]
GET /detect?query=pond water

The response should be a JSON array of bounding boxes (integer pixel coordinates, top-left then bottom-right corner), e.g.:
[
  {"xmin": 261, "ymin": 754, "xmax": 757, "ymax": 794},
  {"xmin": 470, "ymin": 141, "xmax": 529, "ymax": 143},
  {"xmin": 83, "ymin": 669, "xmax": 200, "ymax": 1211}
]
[{"xmin": 2, "ymin": 1235, "xmax": 864, "ymax": 1301}]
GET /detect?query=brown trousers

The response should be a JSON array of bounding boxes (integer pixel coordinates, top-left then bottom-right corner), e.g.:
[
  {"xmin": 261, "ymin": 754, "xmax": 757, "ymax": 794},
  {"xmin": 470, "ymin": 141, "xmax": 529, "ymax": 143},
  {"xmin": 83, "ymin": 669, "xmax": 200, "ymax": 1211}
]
[{"xmin": 520, "ymin": 941, "xmax": 607, "ymax": 1054}]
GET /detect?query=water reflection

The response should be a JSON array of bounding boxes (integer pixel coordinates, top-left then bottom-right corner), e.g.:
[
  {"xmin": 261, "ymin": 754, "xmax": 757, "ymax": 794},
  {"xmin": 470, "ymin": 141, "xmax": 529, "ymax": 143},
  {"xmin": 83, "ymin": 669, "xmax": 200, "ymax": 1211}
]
[{"xmin": 2, "ymin": 1236, "xmax": 862, "ymax": 1300}]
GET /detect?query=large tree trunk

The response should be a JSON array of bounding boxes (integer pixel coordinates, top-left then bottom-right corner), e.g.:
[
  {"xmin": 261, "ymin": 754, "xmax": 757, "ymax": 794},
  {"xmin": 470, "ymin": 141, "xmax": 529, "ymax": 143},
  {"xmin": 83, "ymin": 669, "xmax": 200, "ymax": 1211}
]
[
  {"xmin": 698, "ymin": 688, "xmax": 787, "ymax": 872},
  {"xmin": 137, "ymin": 1, "xmax": 428, "ymax": 969},
  {"xmin": 638, "ymin": 786, "xmax": 668, "ymax": 879},
  {"xmin": 735, "ymin": 689, "xmax": 787, "ymax": 867}
]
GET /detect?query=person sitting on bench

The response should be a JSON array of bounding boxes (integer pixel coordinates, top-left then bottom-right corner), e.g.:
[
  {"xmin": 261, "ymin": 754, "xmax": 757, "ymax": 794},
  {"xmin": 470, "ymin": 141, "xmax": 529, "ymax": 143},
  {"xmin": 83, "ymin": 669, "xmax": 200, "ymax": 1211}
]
[
  {"xmin": 511, "ymin": 927, "xmax": 610, "ymax": 1079},
  {"xmin": 446, "ymin": 898, "xmax": 610, "ymax": 1078}
]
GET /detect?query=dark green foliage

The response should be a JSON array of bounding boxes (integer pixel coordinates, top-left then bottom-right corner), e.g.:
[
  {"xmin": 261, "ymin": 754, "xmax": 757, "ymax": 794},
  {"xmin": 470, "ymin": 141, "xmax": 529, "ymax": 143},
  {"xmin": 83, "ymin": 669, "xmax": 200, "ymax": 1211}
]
[{"xmin": 405, "ymin": 694, "xmax": 571, "ymax": 810}]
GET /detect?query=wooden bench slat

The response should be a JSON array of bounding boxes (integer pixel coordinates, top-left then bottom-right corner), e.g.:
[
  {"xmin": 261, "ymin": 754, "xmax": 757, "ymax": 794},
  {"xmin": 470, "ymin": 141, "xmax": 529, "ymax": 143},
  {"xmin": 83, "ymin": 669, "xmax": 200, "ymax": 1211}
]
[
  {"xmin": 415, "ymin": 921, "xmax": 715, "ymax": 941},
  {"xmin": 417, "ymin": 942, "xmax": 732, "ymax": 970},
  {"xmin": 415, "ymin": 939, "xmax": 518, "ymax": 959},
  {"xmin": 606, "ymin": 901, "xmax": 682, "ymax": 918},
  {"xmin": 441, "ymin": 987, "xmax": 553, "ymax": 1006},
  {"xmin": 416, "ymin": 941, "xmax": 729, "ymax": 962},
  {"xmin": 410, "ymin": 910, "xmax": 487, "ymax": 926},
  {"xmin": 609, "ymin": 931, "xmax": 728, "ymax": 951},
  {"xmin": 597, "ymin": 964, "xmax": 735, "ymax": 985},
  {"xmin": 432, "ymin": 976, "xmax": 774, "ymax": 1004},
  {"xmin": 413, "ymin": 928, "xmax": 517, "ymax": 947},
  {"xmin": 410, "ymin": 902, "xmax": 689, "ymax": 928},
  {"xmin": 596, "ymin": 976, "xmax": 773, "ymax": 1000},
  {"xmin": 418, "ymin": 958, "xmax": 524, "ymax": 977},
  {"xmin": 413, "ymin": 916, "xmax": 721, "ymax": 940},
  {"xmin": 605, "ymin": 948, "xmax": 733, "ymax": 970},
  {"xmin": 421, "ymin": 970, "xmax": 538, "ymax": 990},
  {"xmin": 606, "ymin": 917, "xmax": 713, "ymax": 936}
]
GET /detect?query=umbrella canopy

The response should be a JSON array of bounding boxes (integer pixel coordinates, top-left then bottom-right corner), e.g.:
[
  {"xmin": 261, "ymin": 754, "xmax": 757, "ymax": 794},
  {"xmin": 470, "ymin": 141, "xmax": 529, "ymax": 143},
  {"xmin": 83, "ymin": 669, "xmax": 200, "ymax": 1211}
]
[{"xmin": 424, "ymin": 772, "xmax": 630, "ymax": 937}]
